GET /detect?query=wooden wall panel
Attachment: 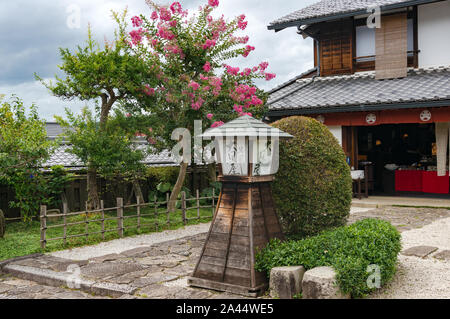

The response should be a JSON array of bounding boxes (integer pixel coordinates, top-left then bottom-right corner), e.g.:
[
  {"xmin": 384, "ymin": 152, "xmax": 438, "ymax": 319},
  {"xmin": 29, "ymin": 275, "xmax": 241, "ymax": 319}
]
[
  {"xmin": 376, "ymin": 13, "xmax": 408, "ymax": 79},
  {"xmin": 319, "ymin": 20, "xmax": 354, "ymax": 76}
]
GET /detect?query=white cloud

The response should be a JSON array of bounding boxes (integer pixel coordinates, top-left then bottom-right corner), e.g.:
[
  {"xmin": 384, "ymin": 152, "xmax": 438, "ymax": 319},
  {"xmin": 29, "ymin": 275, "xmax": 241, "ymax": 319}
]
[{"xmin": 1, "ymin": 0, "xmax": 317, "ymax": 120}]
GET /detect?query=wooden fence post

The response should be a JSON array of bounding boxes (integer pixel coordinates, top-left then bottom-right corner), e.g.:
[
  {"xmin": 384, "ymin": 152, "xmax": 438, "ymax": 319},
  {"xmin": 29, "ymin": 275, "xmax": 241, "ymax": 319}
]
[
  {"xmin": 137, "ymin": 196, "xmax": 141, "ymax": 232},
  {"xmin": 117, "ymin": 198, "xmax": 124, "ymax": 238},
  {"xmin": 196, "ymin": 189, "xmax": 200, "ymax": 220},
  {"xmin": 212, "ymin": 188, "xmax": 215, "ymax": 217},
  {"xmin": 63, "ymin": 202, "xmax": 68, "ymax": 246},
  {"xmin": 40, "ymin": 205, "xmax": 47, "ymax": 250},
  {"xmin": 181, "ymin": 191, "xmax": 187, "ymax": 225},
  {"xmin": 101, "ymin": 200, "xmax": 105, "ymax": 240}
]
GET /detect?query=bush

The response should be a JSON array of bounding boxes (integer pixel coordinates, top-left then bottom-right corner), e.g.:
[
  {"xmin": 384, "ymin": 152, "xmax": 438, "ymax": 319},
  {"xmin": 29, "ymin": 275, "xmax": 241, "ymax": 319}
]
[
  {"xmin": 255, "ymin": 219, "xmax": 402, "ymax": 298},
  {"xmin": 271, "ymin": 116, "xmax": 352, "ymax": 238}
]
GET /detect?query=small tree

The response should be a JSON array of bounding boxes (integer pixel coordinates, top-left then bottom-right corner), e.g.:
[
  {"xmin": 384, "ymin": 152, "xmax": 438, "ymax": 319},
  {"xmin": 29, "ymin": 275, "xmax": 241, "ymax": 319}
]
[
  {"xmin": 55, "ymin": 107, "xmax": 147, "ymax": 203},
  {"xmin": 116, "ymin": 0, "xmax": 277, "ymax": 211},
  {"xmin": 36, "ymin": 13, "xmax": 159, "ymax": 209},
  {"xmin": 0, "ymin": 96, "xmax": 55, "ymax": 181},
  {"xmin": 0, "ymin": 96, "xmax": 69, "ymax": 221}
]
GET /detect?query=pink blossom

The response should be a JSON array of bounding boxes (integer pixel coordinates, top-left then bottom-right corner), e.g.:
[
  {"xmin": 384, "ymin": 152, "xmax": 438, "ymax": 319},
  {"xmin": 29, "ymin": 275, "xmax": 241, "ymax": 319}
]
[
  {"xmin": 225, "ymin": 65, "xmax": 240, "ymax": 75},
  {"xmin": 159, "ymin": 7, "xmax": 172, "ymax": 21},
  {"xmin": 144, "ymin": 85, "xmax": 155, "ymax": 96},
  {"xmin": 200, "ymin": 74, "xmax": 209, "ymax": 81},
  {"xmin": 243, "ymin": 68, "xmax": 252, "ymax": 76},
  {"xmin": 188, "ymin": 81, "xmax": 200, "ymax": 91},
  {"xmin": 131, "ymin": 16, "xmax": 143, "ymax": 27},
  {"xmin": 151, "ymin": 38, "xmax": 159, "ymax": 47},
  {"xmin": 259, "ymin": 62, "xmax": 269, "ymax": 71},
  {"xmin": 169, "ymin": 19, "xmax": 178, "ymax": 27},
  {"xmin": 238, "ymin": 14, "xmax": 248, "ymax": 30},
  {"xmin": 126, "ymin": 113, "xmax": 131, "ymax": 118},
  {"xmin": 130, "ymin": 28, "xmax": 145, "ymax": 46},
  {"xmin": 157, "ymin": 26, "xmax": 175, "ymax": 40},
  {"xmin": 151, "ymin": 11, "xmax": 159, "ymax": 20},
  {"xmin": 208, "ymin": 0, "xmax": 219, "ymax": 7},
  {"xmin": 265, "ymin": 73, "xmax": 276, "ymax": 81},
  {"xmin": 243, "ymin": 45, "xmax": 255, "ymax": 58},
  {"xmin": 191, "ymin": 97, "xmax": 205, "ymax": 110},
  {"xmin": 203, "ymin": 61, "xmax": 211, "ymax": 72},
  {"xmin": 251, "ymin": 96, "xmax": 263, "ymax": 105},
  {"xmin": 211, "ymin": 121, "xmax": 224, "ymax": 128},
  {"xmin": 202, "ymin": 39, "xmax": 216, "ymax": 50},
  {"xmin": 207, "ymin": 113, "xmax": 214, "ymax": 120},
  {"xmin": 170, "ymin": 2, "xmax": 182, "ymax": 14}
]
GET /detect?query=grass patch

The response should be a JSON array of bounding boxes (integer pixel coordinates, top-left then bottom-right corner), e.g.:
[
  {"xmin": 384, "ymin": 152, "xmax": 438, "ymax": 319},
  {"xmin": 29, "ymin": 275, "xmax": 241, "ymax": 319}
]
[{"xmin": 0, "ymin": 205, "xmax": 214, "ymax": 261}]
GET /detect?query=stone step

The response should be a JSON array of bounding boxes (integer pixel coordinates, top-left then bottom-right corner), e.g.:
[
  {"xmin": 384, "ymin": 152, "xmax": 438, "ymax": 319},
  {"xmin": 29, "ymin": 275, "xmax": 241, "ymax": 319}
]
[{"xmin": 2, "ymin": 263, "xmax": 136, "ymax": 297}]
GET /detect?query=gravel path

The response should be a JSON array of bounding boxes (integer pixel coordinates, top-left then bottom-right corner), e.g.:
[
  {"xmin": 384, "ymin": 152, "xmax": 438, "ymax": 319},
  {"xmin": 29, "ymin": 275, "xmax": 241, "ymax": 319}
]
[
  {"xmin": 51, "ymin": 223, "xmax": 211, "ymax": 260},
  {"xmin": 369, "ymin": 217, "xmax": 450, "ymax": 299}
]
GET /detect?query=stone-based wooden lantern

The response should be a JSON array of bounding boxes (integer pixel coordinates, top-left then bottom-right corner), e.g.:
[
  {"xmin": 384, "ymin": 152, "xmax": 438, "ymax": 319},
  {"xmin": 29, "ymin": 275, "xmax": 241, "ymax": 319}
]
[{"xmin": 188, "ymin": 115, "xmax": 293, "ymax": 296}]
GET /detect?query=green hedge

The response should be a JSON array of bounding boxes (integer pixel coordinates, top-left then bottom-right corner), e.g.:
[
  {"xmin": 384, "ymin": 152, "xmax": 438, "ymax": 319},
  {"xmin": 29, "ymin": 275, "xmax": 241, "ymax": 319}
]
[
  {"xmin": 271, "ymin": 116, "xmax": 352, "ymax": 238},
  {"xmin": 255, "ymin": 219, "xmax": 402, "ymax": 298}
]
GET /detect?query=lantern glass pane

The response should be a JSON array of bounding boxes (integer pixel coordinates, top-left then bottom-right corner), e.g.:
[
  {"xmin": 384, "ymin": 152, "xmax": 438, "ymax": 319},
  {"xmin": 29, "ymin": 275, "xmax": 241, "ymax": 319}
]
[
  {"xmin": 252, "ymin": 138, "xmax": 273, "ymax": 176},
  {"xmin": 221, "ymin": 137, "xmax": 248, "ymax": 176}
]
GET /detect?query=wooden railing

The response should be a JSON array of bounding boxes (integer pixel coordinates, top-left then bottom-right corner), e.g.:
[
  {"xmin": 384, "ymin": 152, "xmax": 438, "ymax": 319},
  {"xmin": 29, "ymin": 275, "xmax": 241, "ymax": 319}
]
[{"xmin": 39, "ymin": 190, "xmax": 218, "ymax": 249}]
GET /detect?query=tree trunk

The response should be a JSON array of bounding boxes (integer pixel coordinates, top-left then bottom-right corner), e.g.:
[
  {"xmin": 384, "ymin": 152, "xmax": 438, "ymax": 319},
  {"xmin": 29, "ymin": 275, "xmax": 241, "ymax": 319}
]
[
  {"xmin": 87, "ymin": 167, "xmax": 100, "ymax": 210},
  {"xmin": 168, "ymin": 162, "xmax": 188, "ymax": 212},
  {"xmin": 208, "ymin": 163, "xmax": 217, "ymax": 183},
  {"xmin": 133, "ymin": 179, "xmax": 144, "ymax": 203}
]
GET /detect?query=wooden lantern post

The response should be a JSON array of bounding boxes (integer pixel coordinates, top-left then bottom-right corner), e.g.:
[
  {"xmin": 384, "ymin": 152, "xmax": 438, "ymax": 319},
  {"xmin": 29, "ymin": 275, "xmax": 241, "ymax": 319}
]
[{"xmin": 188, "ymin": 115, "xmax": 293, "ymax": 297}]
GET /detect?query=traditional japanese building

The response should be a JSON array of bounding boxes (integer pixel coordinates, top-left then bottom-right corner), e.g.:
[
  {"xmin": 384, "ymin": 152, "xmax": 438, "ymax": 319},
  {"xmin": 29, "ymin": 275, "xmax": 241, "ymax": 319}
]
[{"xmin": 266, "ymin": 0, "xmax": 450, "ymax": 195}]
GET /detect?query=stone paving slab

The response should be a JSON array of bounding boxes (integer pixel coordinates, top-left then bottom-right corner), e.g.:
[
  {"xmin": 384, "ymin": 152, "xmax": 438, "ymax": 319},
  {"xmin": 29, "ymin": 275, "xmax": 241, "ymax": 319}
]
[
  {"xmin": 401, "ymin": 246, "xmax": 439, "ymax": 258},
  {"xmin": 433, "ymin": 250, "xmax": 450, "ymax": 261}
]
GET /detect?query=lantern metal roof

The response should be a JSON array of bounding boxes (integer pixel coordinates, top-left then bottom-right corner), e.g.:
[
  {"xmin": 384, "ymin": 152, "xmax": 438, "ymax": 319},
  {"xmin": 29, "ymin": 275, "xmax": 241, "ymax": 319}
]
[{"xmin": 200, "ymin": 115, "xmax": 293, "ymax": 139}]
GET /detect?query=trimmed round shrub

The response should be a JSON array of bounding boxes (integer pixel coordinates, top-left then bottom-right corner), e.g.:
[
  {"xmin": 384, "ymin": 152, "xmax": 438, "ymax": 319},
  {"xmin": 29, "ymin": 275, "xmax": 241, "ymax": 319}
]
[
  {"xmin": 0, "ymin": 209, "xmax": 5, "ymax": 238},
  {"xmin": 272, "ymin": 116, "xmax": 352, "ymax": 238},
  {"xmin": 255, "ymin": 219, "xmax": 402, "ymax": 298}
]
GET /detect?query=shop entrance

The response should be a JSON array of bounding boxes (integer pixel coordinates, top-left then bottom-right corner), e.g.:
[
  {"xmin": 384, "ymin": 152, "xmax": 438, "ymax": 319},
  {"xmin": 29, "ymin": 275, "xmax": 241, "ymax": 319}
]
[{"xmin": 356, "ymin": 123, "xmax": 449, "ymax": 196}]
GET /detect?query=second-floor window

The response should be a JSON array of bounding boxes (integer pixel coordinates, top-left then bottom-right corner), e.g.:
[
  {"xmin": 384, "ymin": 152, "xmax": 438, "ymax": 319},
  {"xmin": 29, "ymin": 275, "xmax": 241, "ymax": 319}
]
[{"xmin": 354, "ymin": 10, "xmax": 418, "ymax": 71}]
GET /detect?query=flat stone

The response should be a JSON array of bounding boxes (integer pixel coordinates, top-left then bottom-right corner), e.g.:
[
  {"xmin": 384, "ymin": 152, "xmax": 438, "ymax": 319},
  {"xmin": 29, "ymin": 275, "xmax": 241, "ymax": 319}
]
[
  {"xmin": 433, "ymin": 250, "xmax": 450, "ymax": 261},
  {"xmin": 121, "ymin": 247, "xmax": 154, "ymax": 257},
  {"xmin": 302, "ymin": 267, "xmax": 350, "ymax": 299},
  {"xmin": 131, "ymin": 274, "xmax": 179, "ymax": 288},
  {"xmin": 0, "ymin": 283, "xmax": 13, "ymax": 294},
  {"xmin": 90, "ymin": 282, "xmax": 137, "ymax": 297},
  {"xmin": 54, "ymin": 291, "xmax": 88, "ymax": 299},
  {"xmin": 402, "ymin": 246, "xmax": 439, "ymax": 258},
  {"xmin": 136, "ymin": 254, "xmax": 188, "ymax": 267},
  {"xmin": 81, "ymin": 262, "xmax": 144, "ymax": 280},
  {"xmin": 90, "ymin": 254, "xmax": 124, "ymax": 263},
  {"xmin": 107, "ymin": 270, "xmax": 149, "ymax": 284},
  {"xmin": 269, "ymin": 266, "xmax": 305, "ymax": 299},
  {"xmin": 136, "ymin": 285, "xmax": 180, "ymax": 299},
  {"xmin": 50, "ymin": 260, "xmax": 89, "ymax": 272}
]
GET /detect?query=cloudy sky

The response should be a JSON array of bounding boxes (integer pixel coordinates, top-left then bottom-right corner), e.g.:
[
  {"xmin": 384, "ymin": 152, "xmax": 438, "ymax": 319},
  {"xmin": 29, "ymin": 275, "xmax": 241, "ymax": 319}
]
[{"xmin": 0, "ymin": 0, "xmax": 317, "ymax": 120}]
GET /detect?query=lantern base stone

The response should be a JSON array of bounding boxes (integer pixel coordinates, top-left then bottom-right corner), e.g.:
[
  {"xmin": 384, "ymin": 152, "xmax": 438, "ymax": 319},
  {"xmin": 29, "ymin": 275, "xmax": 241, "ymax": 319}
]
[{"xmin": 187, "ymin": 277, "xmax": 268, "ymax": 298}]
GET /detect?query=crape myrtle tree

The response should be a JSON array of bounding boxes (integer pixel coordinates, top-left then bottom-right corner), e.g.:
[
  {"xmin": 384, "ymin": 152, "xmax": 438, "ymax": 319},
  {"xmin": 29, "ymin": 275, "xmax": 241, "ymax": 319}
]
[
  {"xmin": 117, "ymin": 0, "xmax": 277, "ymax": 211},
  {"xmin": 36, "ymin": 11, "xmax": 160, "ymax": 209}
]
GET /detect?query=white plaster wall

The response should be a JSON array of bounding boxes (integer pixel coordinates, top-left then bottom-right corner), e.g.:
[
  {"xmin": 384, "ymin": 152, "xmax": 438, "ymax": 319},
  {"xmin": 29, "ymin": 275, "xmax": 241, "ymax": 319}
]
[
  {"xmin": 328, "ymin": 126, "xmax": 342, "ymax": 145},
  {"xmin": 418, "ymin": 1, "xmax": 450, "ymax": 68}
]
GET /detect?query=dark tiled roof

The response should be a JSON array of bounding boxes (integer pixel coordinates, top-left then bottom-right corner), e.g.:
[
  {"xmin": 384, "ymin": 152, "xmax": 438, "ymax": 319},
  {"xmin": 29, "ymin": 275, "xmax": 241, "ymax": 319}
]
[
  {"xmin": 267, "ymin": 66, "xmax": 450, "ymax": 113},
  {"xmin": 269, "ymin": 0, "xmax": 426, "ymax": 29},
  {"xmin": 42, "ymin": 145, "xmax": 176, "ymax": 169},
  {"xmin": 43, "ymin": 124, "xmax": 178, "ymax": 169}
]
